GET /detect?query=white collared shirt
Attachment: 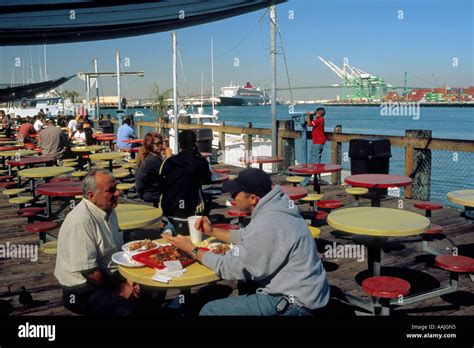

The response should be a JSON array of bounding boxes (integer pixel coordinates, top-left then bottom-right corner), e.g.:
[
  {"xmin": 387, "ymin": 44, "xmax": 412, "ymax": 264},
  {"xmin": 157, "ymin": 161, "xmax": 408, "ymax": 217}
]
[{"xmin": 54, "ymin": 199, "xmax": 122, "ymax": 287}]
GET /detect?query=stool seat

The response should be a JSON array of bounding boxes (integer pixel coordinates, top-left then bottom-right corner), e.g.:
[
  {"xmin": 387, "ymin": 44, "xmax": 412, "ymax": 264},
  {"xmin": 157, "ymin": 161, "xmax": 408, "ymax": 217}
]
[
  {"xmin": 315, "ymin": 211, "xmax": 328, "ymax": 220},
  {"xmin": 286, "ymin": 176, "xmax": 305, "ymax": 183},
  {"xmin": 50, "ymin": 177, "xmax": 70, "ymax": 183},
  {"xmin": 25, "ymin": 221, "xmax": 57, "ymax": 233},
  {"xmin": 3, "ymin": 188, "xmax": 27, "ymax": 196},
  {"xmin": 414, "ymin": 201, "xmax": 443, "ymax": 211},
  {"xmin": 72, "ymin": 171, "xmax": 88, "ymax": 178},
  {"xmin": 228, "ymin": 209, "xmax": 250, "ymax": 217},
  {"xmin": 0, "ymin": 182, "xmax": 17, "ymax": 189},
  {"xmin": 317, "ymin": 200, "xmax": 343, "ymax": 210},
  {"xmin": 117, "ymin": 183, "xmax": 135, "ymax": 191},
  {"xmin": 300, "ymin": 194, "xmax": 323, "ymax": 202},
  {"xmin": 308, "ymin": 226, "xmax": 321, "ymax": 239},
  {"xmin": 229, "ymin": 200, "xmax": 237, "ymax": 207},
  {"xmin": 40, "ymin": 240, "xmax": 57, "ymax": 254},
  {"xmin": 213, "ymin": 168, "xmax": 230, "ymax": 174},
  {"xmin": 424, "ymin": 224, "xmax": 443, "ymax": 235},
  {"xmin": 0, "ymin": 175, "xmax": 14, "ymax": 182},
  {"xmin": 213, "ymin": 223, "xmax": 239, "ymax": 230},
  {"xmin": 435, "ymin": 255, "xmax": 474, "ymax": 273},
  {"xmin": 126, "ymin": 159, "xmax": 137, "ymax": 163},
  {"xmin": 123, "ymin": 163, "xmax": 136, "ymax": 169},
  {"xmin": 346, "ymin": 187, "xmax": 369, "ymax": 195},
  {"xmin": 362, "ymin": 276, "xmax": 411, "ymax": 298},
  {"xmin": 114, "ymin": 171, "xmax": 129, "ymax": 179},
  {"xmin": 62, "ymin": 158, "xmax": 77, "ymax": 163},
  {"xmin": 62, "ymin": 161, "xmax": 78, "ymax": 167},
  {"xmin": 18, "ymin": 207, "xmax": 44, "ymax": 215},
  {"xmin": 9, "ymin": 196, "xmax": 34, "ymax": 205}
]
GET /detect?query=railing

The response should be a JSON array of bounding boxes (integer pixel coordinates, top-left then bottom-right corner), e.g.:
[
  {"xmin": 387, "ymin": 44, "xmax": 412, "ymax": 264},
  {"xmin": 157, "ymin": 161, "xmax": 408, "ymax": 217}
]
[{"xmin": 111, "ymin": 118, "xmax": 473, "ymax": 203}]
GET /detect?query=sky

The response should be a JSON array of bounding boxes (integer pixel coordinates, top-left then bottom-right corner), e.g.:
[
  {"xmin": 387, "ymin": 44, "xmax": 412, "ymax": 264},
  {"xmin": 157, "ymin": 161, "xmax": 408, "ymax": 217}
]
[{"xmin": 0, "ymin": 0, "xmax": 472, "ymax": 101}]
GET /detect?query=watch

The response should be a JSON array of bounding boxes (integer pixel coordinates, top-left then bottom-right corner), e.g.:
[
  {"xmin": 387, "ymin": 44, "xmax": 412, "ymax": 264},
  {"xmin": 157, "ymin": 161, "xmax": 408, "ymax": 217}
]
[{"xmin": 190, "ymin": 247, "xmax": 200, "ymax": 259}]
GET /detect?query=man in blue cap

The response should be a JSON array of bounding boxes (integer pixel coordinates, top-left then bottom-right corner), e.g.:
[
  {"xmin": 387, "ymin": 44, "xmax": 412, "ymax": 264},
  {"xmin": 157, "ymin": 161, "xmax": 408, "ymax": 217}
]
[{"xmin": 163, "ymin": 168, "xmax": 330, "ymax": 316}]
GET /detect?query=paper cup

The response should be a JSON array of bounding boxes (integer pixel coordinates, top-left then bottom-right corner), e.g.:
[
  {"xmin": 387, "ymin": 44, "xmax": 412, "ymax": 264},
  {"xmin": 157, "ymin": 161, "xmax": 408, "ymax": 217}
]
[{"xmin": 187, "ymin": 216, "xmax": 202, "ymax": 245}]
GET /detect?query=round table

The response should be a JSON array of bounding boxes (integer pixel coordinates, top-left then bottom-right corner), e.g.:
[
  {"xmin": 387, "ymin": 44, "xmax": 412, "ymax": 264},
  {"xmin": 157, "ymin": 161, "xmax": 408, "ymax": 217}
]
[
  {"xmin": 327, "ymin": 207, "xmax": 429, "ymax": 276},
  {"xmin": 0, "ymin": 141, "xmax": 21, "ymax": 146},
  {"xmin": 115, "ymin": 203, "xmax": 163, "ymax": 230},
  {"xmin": 36, "ymin": 181, "xmax": 83, "ymax": 218},
  {"xmin": 19, "ymin": 166, "xmax": 74, "ymax": 199},
  {"xmin": 118, "ymin": 239, "xmax": 219, "ymax": 288},
  {"xmin": 447, "ymin": 189, "xmax": 474, "ymax": 223},
  {"xmin": 279, "ymin": 185, "xmax": 308, "ymax": 200},
  {"xmin": 211, "ymin": 173, "xmax": 229, "ymax": 184},
  {"xmin": 239, "ymin": 156, "xmax": 282, "ymax": 170},
  {"xmin": 122, "ymin": 139, "xmax": 144, "ymax": 144},
  {"xmin": 0, "ymin": 149, "xmax": 38, "ymax": 169},
  {"xmin": 288, "ymin": 163, "xmax": 343, "ymax": 194},
  {"xmin": 95, "ymin": 136, "xmax": 116, "ymax": 150},
  {"xmin": 93, "ymin": 133, "xmax": 115, "ymax": 138},
  {"xmin": 345, "ymin": 174, "xmax": 412, "ymax": 207},
  {"xmin": 7, "ymin": 155, "xmax": 56, "ymax": 185},
  {"xmin": 89, "ymin": 152, "xmax": 125, "ymax": 172}
]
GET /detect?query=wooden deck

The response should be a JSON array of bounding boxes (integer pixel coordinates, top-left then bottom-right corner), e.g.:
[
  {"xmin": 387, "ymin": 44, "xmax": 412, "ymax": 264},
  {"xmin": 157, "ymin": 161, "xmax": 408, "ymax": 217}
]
[{"xmin": 0, "ymin": 164, "xmax": 473, "ymax": 316}]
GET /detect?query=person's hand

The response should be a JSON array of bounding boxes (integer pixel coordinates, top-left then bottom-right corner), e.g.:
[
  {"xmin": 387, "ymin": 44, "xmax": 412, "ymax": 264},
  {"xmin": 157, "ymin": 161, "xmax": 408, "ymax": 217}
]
[
  {"xmin": 195, "ymin": 216, "xmax": 212, "ymax": 236},
  {"xmin": 162, "ymin": 234, "xmax": 195, "ymax": 254},
  {"xmin": 118, "ymin": 280, "xmax": 140, "ymax": 299}
]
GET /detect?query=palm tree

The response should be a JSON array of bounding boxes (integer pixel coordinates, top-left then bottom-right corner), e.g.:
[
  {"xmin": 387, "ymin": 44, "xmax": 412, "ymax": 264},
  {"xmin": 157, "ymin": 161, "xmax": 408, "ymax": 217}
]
[
  {"xmin": 149, "ymin": 83, "xmax": 172, "ymax": 120},
  {"xmin": 60, "ymin": 90, "xmax": 81, "ymax": 103}
]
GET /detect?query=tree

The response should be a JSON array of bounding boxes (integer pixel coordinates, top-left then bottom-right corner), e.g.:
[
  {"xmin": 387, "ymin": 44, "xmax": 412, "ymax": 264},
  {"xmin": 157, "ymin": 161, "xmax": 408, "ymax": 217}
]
[{"xmin": 149, "ymin": 83, "xmax": 172, "ymax": 120}]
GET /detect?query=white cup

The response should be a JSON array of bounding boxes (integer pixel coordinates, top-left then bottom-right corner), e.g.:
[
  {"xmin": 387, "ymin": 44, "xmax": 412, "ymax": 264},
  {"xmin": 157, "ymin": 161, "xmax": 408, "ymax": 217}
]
[{"xmin": 187, "ymin": 215, "xmax": 202, "ymax": 245}]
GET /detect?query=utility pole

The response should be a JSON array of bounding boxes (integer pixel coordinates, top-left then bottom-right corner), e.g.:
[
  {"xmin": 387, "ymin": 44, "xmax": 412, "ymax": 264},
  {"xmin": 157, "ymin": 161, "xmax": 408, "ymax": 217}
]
[
  {"xmin": 94, "ymin": 58, "xmax": 100, "ymax": 120},
  {"xmin": 172, "ymin": 32, "xmax": 179, "ymax": 154},
  {"xmin": 270, "ymin": 5, "xmax": 277, "ymax": 172}
]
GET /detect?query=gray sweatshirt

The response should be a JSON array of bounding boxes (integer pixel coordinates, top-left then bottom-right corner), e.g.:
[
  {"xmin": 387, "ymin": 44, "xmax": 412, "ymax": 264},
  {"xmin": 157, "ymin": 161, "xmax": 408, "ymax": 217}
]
[{"xmin": 203, "ymin": 186, "xmax": 330, "ymax": 310}]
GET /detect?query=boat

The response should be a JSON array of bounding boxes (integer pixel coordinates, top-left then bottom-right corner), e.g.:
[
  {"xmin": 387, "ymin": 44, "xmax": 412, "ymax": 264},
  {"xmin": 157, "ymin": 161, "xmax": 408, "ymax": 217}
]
[
  {"xmin": 133, "ymin": 111, "xmax": 145, "ymax": 119},
  {"xmin": 0, "ymin": 0, "xmax": 285, "ymax": 46},
  {"xmin": 219, "ymin": 82, "xmax": 270, "ymax": 106},
  {"xmin": 0, "ymin": 76, "xmax": 75, "ymax": 103},
  {"xmin": 2, "ymin": 95, "xmax": 76, "ymax": 118}
]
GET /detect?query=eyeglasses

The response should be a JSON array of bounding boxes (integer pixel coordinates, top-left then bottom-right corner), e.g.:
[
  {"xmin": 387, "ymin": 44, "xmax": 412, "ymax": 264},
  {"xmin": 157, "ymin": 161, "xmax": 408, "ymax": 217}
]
[{"xmin": 152, "ymin": 142, "xmax": 162, "ymax": 146}]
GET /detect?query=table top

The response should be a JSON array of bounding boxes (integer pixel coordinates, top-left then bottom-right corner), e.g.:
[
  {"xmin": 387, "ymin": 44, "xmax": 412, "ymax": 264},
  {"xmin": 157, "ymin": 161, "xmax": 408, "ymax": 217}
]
[
  {"xmin": 238, "ymin": 156, "xmax": 283, "ymax": 164},
  {"xmin": 0, "ymin": 141, "xmax": 22, "ymax": 146},
  {"xmin": 122, "ymin": 139, "xmax": 144, "ymax": 144},
  {"xmin": 0, "ymin": 145, "xmax": 23, "ymax": 151},
  {"xmin": 211, "ymin": 173, "xmax": 229, "ymax": 184},
  {"xmin": 36, "ymin": 180, "xmax": 83, "ymax": 197},
  {"xmin": 447, "ymin": 189, "xmax": 474, "ymax": 208},
  {"xmin": 89, "ymin": 152, "xmax": 125, "ymax": 161},
  {"xmin": 118, "ymin": 239, "xmax": 219, "ymax": 288},
  {"xmin": 279, "ymin": 185, "xmax": 308, "ymax": 200},
  {"xmin": 288, "ymin": 163, "xmax": 343, "ymax": 175},
  {"xmin": 71, "ymin": 145, "xmax": 106, "ymax": 153},
  {"xmin": 7, "ymin": 155, "xmax": 55, "ymax": 167},
  {"xmin": 115, "ymin": 203, "xmax": 163, "ymax": 230},
  {"xmin": 19, "ymin": 166, "xmax": 74, "ymax": 179},
  {"xmin": 93, "ymin": 133, "xmax": 115, "ymax": 138},
  {"xmin": 95, "ymin": 136, "xmax": 116, "ymax": 141},
  {"xmin": 0, "ymin": 149, "xmax": 37, "ymax": 158},
  {"xmin": 327, "ymin": 207, "xmax": 429, "ymax": 237},
  {"xmin": 345, "ymin": 174, "xmax": 412, "ymax": 189}
]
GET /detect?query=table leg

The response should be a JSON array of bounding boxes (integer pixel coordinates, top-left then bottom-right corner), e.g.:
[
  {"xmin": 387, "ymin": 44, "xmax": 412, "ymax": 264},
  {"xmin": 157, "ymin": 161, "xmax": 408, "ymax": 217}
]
[
  {"xmin": 46, "ymin": 195, "xmax": 51, "ymax": 219},
  {"xmin": 30, "ymin": 179, "xmax": 36, "ymax": 199},
  {"xmin": 108, "ymin": 160, "xmax": 113, "ymax": 172},
  {"xmin": 259, "ymin": 163, "xmax": 263, "ymax": 170},
  {"xmin": 371, "ymin": 193, "xmax": 381, "ymax": 207},
  {"xmin": 314, "ymin": 177, "xmax": 321, "ymax": 194}
]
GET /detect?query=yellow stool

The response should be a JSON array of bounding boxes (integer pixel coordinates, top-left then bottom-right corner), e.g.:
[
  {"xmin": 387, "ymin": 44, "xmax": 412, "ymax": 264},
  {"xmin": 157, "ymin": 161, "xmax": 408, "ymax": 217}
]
[
  {"xmin": 286, "ymin": 176, "xmax": 305, "ymax": 187},
  {"xmin": 72, "ymin": 171, "xmax": 88, "ymax": 179},
  {"xmin": 3, "ymin": 188, "xmax": 27, "ymax": 196},
  {"xmin": 40, "ymin": 240, "xmax": 57, "ymax": 254},
  {"xmin": 62, "ymin": 161, "xmax": 78, "ymax": 167},
  {"xmin": 9, "ymin": 196, "xmax": 34, "ymax": 206},
  {"xmin": 62, "ymin": 158, "xmax": 77, "ymax": 163},
  {"xmin": 346, "ymin": 187, "xmax": 369, "ymax": 206},
  {"xmin": 300, "ymin": 193, "xmax": 323, "ymax": 212},
  {"xmin": 126, "ymin": 159, "xmax": 137, "ymax": 164},
  {"xmin": 114, "ymin": 171, "xmax": 129, "ymax": 179},
  {"xmin": 0, "ymin": 169, "xmax": 9, "ymax": 174},
  {"xmin": 117, "ymin": 183, "xmax": 135, "ymax": 198},
  {"xmin": 123, "ymin": 163, "xmax": 136, "ymax": 169},
  {"xmin": 308, "ymin": 226, "xmax": 321, "ymax": 239}
]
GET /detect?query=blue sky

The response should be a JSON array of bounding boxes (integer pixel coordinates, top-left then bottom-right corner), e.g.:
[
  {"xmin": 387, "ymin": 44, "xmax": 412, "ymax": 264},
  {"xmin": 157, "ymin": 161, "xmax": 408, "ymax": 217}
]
[{"xmin": 0, "ymin": 0, "xmax": 472, "ymax": 101}]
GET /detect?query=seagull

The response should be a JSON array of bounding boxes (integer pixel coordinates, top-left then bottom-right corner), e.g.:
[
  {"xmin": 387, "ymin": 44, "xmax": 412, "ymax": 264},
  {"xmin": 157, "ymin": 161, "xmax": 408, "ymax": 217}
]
[{"xmin": 18, "ymin": 286, "xmax": 33, "ymax": 307}]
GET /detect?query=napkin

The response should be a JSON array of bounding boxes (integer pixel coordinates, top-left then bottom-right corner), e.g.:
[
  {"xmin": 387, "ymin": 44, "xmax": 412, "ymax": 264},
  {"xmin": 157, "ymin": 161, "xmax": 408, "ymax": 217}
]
[{"xmin": 152, "ymin": 261, "xmax": 187, "ymax": 283}]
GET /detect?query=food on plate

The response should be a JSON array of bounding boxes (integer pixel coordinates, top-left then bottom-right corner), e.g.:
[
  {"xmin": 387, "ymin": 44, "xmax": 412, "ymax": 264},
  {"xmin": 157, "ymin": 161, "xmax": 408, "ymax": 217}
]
[
  {"xmin": 209, "ymin": 243, "xmax": 231, "ymax": 255},
  {"xmin": 133, "ymin": 245, "xmax": 195, "ymax": 269},
  {"xmin": 127, "ymin": 239, "xmax": 157, "ymax": 251}
]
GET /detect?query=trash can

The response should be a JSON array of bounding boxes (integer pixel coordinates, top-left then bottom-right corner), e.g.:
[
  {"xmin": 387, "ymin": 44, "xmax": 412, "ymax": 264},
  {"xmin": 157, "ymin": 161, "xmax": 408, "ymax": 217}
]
[
  {"xmin": 193, "ymin": 128, "xmax": 213, "ymax": 154},
  {"xmin": 349, "ymin": 138, "xmax": 391, "ymax": 175},
  {"xmin": 99, "ymin": 119, "xmax": 113, "ymax": 134}
]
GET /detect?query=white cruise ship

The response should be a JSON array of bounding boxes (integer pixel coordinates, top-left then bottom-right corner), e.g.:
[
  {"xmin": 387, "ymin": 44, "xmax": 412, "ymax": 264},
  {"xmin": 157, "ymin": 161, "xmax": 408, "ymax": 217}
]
[{"xmin": 219, "ymin": 82, "xmax": 269, "ymax": 106}]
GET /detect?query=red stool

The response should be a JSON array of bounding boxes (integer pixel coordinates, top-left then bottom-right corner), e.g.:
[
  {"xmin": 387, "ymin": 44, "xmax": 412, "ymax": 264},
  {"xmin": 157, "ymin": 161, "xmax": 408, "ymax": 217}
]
[
  {"xmin": 25, "ymin": 221, "xmax": 57, "ymax": 243},
  {"xmin": 315, "ymin": 211, "xmax": 328, "ymax": 221},
  {"xmin": 435, "ymin": 255, "xmax": 474, "ymax": 289},
  {"xmin": 229, "ymin": 200, "xmax": 237, "ymax": 207},
  {"xmin": 49, "ymin": 177, "xmax": 71, "ymax": 183},
  {"xmin": 213, "ymin": 223, "xmax": 239, "ymax": 230},
  {"xmin": 317, "ymin": 200, "xmax": 343, "ymax": 213},
  {"xmin": 421, "ymin": 224, "xmax": 450, "ymax": 255},
  {"xmin": 0, "ymin": 182, "xmax": 17, "ymax": 189},
  {"xmin": 228, "ymin": 209, "xmax": 250, "ymax": 227},
  {"xmin": 213, "ymin": 168, "xmax": 230, "ymax": 174},
  {"xmin": 414, "ymin": 201, "xmax": 442, "ymax": 218},
  {"xmin": 362, "ymin": 276, "xmax": 411, "ymax": 316},
  {"xmin": 0, "ymin": 175, "xmax": 14, "ymax": 182}
]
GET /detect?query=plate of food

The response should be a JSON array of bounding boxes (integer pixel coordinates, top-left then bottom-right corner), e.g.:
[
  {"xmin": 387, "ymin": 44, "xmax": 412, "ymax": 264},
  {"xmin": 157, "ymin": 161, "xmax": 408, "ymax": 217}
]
[
  {"xmin": 132, "ymin": 245, "xmax": 196, "ymax": 270},
  {"xmin": 122, "ymin": 239, "xmax": 159, "ymax": 253},
  {"xmin": 199, "ymin": 239, "xmax": 233, "ymax": 255},
  {"xmin": 112, "ymin": 251, "xmax": 145, "ymax": 268}
]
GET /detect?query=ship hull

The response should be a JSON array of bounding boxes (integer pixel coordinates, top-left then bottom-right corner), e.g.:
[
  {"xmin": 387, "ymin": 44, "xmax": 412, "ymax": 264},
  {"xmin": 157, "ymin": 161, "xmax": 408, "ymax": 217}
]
[{"xmin": 219, "ymin": 96, "xmax": 269, "ymax": 106}]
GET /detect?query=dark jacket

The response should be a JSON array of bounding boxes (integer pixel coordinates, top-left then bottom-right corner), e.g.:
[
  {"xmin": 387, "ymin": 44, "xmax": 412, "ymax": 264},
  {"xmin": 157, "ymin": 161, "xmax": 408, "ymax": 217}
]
[
  {"xmin": 160, "ymin": 151, "xmax": 212, "ymax": 218},
  {"xmin": 134, "ymin": 153, "xmax": 163, "ymax": 203}
]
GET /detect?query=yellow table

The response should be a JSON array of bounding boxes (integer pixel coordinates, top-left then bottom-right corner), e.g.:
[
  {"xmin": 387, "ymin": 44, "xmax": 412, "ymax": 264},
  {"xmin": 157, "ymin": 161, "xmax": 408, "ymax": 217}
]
[
  {"xmin": 0, "ymin": 149, "xmax": 37, "ymax": 168},
  {"xmin": 90, "ymin": 152, "xmax": 125, "ymax": 172},
  {"xmin": 327, "ymin": 207, "xmax": 429, "ymax": 275},
  {"xmin": 0, "ymin": 141, "xmax": 21, "ymax": 145},
  {"xmin": 71, "ymin": 145, "xmax": 106, "ymax": 153},
  {"xmin": 118, "ymin": 239, "xmax": 219, "ymax": 288},
  {"xmin": 447, "ymin": 189, "xmax": 474, "ymax": 208},
  {"xmin": 115, "ymin": 203, "xmax": 163, "ymax": 230},
  {"xmin": 19, "ymin": 166, "xmax": 74, "ymax": 198}
]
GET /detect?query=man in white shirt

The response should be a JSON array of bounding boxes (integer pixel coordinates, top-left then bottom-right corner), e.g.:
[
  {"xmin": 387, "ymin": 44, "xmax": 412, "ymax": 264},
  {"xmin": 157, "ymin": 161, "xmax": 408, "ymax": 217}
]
[
  {"xmin": 67, "ymin": 114, "xmax": 82, "ymax": 137},
  {"xmin": 54, "ymin": 170, "xmax": 141, "ymax": 315},
  {"xmin": 33, "ymin": 115, "xmax": 45, "ymax": 131}
]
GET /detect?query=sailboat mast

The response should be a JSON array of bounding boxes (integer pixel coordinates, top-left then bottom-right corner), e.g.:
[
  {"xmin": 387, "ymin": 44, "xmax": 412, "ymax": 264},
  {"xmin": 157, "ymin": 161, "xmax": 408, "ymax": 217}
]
[
  {"xmin": 43, "ymin": 44, "xmax": 47, "ymax": 81},
  {"xmin": 116, "ymin": 50, "xmax": 121, "ymax": 110},
  {"xmin": 201, "ymin": 71, "xmax": 204, "ymax": 107},
  {"xmin": 94, "ymin": 58, "xmax": 100, "ymax": 120},
  {"xmin": 172, "ymin": 32, "xmax": 179, "ymax": 154},
  {"xmin": 270, "ymin": 5, "xmax": 277, "ymax": 167},
  {"xmin": 211, "ymin": 37, "xmax": 215, "ymax": 115}
]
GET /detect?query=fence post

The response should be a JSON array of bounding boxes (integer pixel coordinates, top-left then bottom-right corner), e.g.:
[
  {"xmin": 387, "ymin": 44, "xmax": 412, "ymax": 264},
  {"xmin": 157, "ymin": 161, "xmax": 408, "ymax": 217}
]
[
  {"xmin": 278, "ymin": 120, "xmax": 295, "ymax": 172},
  {"xmin": 331, "ymin": 125, "xmax": 342, "ymax": 185},
  {"xmin": 405, "ymin": 130, "xmax": 432, "ymax": 201},
  {"xmin": 137, "ymin": 123, "xmax": 141, "ymax": 139},
  {"xmin": 219, "ymin": 121, "xmax": 226, "ymax": 164},
  {"xmin": 244, "ymin": 122, "xmax": 253, "ymax": 167},
  {"xmin": 300, "ymin": 118, "xmax": 308, "ymax": 164}
]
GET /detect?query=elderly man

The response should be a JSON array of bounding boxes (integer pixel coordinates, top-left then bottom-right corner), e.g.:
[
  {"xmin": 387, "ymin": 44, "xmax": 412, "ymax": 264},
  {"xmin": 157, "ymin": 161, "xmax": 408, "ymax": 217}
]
[
  {"xmin": 164, "ymin": 168, "xmax": 330, "ymax": 316},
  {"xmin": 54, "ymin": 170, "xmax": 140, "ymax": 315}
]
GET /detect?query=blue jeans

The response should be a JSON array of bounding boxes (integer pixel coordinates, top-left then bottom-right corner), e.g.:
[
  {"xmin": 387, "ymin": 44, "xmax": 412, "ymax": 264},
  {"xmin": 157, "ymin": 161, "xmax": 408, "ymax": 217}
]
[
  {"xmin": 199, "ymin": 292, "xmax": 310, "ymax": 316},
  {"xmin": 310, "ymin": 143, "xmax": 324, "ymax": 164}
]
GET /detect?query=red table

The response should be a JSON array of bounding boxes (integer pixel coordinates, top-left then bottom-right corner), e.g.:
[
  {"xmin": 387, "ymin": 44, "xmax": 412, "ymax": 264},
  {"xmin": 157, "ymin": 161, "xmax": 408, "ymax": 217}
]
[
  {"xmin": 30, "ymin": 133, "xmax": 39, "ymax": 139},
  {"xmin": 36, "ymin": 180, "xmax": 83, "ymax": 218},
  {"xmin": 279, "ymin": 185, "xmax": 308, "ymax": 201},
  {"xmin": 238, "ymin": 156, "xmax": 282, "ymax": 170},
  {"xmin": 122, "ymin": 139, "xmax": 144, "ymax": 144},
  {"xmin": 93, "ymin": 133, "xmax": 115, "ymax": 138},
  {"xmin": 0, "ymin": 145, "xmax": 23, "ymax": 151},
  {"xmin": 95, "ymin": 136, "xmax": 116, "ymax": 150},
  {"xmin": 288, "ymin": 163, "xmax": 343, "ymax": 194},
  {"xmin": 345, "ymin": 174, "xmax": 412, "ymax": 207},
  {"xmin": 7, "ymin": 155, "xmax": 56, "ymax": 185}
]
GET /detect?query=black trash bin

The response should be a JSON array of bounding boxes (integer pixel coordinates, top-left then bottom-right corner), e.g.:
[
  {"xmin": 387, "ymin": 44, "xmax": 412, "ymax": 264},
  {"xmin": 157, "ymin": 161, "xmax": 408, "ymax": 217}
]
[
  {"xmin": 193, "ymin": 128, "xmax": 213, "ymax": 154},
  {"xmin": 99, "ymin": 119, "xmax": 113, "ymax": 134},
  {"xmin": 349, "ymin": 138, "xmax": 392, "ymax": 196}
]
